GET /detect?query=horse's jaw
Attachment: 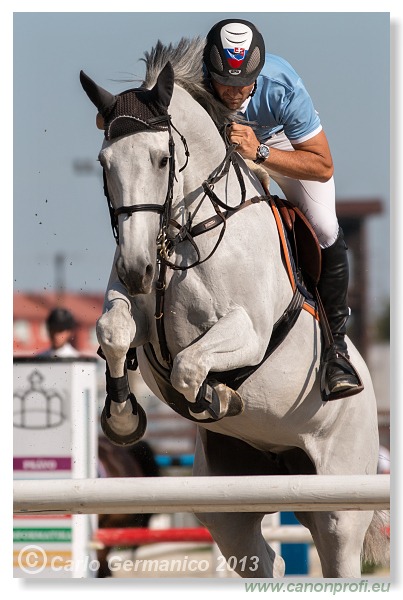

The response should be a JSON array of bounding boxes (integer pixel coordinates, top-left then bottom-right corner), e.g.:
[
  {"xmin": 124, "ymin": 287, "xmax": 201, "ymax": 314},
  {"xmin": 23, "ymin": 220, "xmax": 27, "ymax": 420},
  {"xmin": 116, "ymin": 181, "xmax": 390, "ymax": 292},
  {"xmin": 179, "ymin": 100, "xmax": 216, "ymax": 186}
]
[
  {"xmin": 117, "ymin": 275, "xmax": 153, "ymax": 297},
  {"xmin": 120, "ymin": 280, "xmax": 153, "ymax": 297}
]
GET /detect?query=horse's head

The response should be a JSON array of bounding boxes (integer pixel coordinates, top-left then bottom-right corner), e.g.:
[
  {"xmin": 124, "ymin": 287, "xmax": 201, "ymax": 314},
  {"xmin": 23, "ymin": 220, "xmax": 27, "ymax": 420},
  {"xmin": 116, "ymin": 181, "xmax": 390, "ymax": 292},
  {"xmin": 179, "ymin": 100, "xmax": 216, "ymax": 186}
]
[{"xmin": 80, "ymin": 63, "xmax": 180, "ymax": 296}]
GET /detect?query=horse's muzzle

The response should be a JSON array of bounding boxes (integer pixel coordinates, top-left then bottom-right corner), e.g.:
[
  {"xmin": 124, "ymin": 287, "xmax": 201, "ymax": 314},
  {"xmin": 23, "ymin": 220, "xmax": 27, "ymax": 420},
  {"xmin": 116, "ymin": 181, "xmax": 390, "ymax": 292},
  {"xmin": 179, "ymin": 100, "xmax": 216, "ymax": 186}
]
[{"xmin": 116, "ymin": 256, "xmax": 154, "ymax": 295}]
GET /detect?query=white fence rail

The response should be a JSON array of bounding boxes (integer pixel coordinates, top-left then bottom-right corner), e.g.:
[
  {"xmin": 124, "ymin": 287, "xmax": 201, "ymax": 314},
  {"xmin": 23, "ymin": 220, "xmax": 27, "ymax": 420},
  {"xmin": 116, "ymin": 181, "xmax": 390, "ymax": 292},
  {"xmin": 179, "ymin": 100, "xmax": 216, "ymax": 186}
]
[{"xmin": 14, "ymin": 474, "xmax": 389, "ymax": 515}]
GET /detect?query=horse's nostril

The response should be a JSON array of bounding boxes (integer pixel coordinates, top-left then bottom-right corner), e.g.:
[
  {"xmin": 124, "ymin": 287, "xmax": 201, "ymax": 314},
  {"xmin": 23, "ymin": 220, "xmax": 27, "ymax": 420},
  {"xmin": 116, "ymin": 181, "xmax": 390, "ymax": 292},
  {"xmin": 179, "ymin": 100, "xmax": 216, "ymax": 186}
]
[{"xmin": 146, "ymin": 264, "xmax": 153, "ymax": 277}]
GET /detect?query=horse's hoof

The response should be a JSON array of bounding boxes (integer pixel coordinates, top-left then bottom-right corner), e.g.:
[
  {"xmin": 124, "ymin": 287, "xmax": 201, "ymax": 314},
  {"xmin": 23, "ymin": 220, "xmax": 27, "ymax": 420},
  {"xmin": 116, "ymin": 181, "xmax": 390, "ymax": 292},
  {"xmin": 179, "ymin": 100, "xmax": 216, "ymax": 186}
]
[
  {"xmin": 189, "ymin": 380, "xmax": 244, "ymax": 421},
  {"xmin": 101, "ymin": 401, "xmax": 147, "ymax": 447}
]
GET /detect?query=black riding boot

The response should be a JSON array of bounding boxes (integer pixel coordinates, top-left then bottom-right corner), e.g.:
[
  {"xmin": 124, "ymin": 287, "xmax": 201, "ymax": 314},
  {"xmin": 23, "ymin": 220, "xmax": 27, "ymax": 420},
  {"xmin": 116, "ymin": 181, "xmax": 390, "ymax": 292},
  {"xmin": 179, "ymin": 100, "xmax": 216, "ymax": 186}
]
[{"xmin": 318, "ymin": 228, "xmax": 363, "ymax": 400}]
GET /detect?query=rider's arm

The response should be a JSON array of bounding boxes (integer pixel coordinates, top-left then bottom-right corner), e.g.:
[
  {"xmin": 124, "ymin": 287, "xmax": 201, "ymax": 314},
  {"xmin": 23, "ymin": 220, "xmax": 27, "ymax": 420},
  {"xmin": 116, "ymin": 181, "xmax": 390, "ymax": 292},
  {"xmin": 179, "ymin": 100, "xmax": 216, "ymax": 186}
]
[
  {"xmin": 229, "ymin": 125, "xmax": 334, "ymax": 183},
  {"xmin": 266, "ymin": 129, "xmax": 333, "ymax": 182},
  {"xmin": 233, "ymin": 56, "xmax": 334, "ymax": 182}
]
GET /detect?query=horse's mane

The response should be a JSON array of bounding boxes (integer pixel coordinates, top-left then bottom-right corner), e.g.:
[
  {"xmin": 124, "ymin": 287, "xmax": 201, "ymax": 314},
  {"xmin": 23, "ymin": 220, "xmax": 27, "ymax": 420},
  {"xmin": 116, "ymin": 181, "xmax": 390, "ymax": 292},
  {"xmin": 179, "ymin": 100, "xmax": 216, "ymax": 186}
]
[{"xmin": 141, "ymin": 37, "xmax": 239, "ymax": 127}]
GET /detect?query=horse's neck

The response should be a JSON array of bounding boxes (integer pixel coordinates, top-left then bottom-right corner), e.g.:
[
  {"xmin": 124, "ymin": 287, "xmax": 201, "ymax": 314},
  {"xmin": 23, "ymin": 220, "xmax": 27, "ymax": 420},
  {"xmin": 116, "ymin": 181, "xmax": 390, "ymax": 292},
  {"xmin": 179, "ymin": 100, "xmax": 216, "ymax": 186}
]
[
  {"xmin": 170, "ymin": 86, "xmax": 228, "ymax": 198},
  {"xmin": 182, "ymin": 153, "xmax": 267, "ymax": 227},
  {"xmin": 165, "ymin": 86, "xmax": 293, "ymax": 336},
  {"xmin": 169, "ymin": 85, "xmax": 292, "ymax": 292}
]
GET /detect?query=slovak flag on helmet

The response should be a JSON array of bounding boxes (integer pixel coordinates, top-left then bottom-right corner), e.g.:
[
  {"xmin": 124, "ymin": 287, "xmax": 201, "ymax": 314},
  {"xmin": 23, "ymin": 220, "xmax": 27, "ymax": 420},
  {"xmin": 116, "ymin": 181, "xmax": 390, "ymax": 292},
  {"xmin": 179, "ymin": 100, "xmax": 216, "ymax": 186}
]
[
  {"xmin": 220, "ymin": 22, "xmax": 254, "ymax": 73},
  {"xmin": 224, "ymin": 47, "xmax": 247, "ymax": 69}
]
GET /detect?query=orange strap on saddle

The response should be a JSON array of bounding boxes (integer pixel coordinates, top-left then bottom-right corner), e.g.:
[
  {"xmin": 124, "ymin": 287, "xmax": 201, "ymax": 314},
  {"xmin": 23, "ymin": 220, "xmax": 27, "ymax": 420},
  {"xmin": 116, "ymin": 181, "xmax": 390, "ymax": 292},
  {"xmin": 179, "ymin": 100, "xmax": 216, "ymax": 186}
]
[{"xmin": 269, "ymin": 195, "xmax": 320, "ymax": 321}]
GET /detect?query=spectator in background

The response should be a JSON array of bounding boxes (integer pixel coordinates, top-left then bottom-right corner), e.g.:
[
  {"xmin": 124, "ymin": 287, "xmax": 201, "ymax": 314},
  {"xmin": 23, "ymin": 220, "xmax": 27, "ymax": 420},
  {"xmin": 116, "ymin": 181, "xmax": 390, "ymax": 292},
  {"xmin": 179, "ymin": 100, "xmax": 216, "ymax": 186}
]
[{"xmin": 38, "ymin": 307, "xmax": 79, "ymax": 358}]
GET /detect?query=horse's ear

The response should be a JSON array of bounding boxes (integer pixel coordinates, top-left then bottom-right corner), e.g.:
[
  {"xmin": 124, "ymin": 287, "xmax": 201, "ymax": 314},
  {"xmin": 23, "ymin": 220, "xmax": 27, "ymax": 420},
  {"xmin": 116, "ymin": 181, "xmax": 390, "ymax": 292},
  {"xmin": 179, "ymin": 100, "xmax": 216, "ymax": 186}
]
[
  {"xmin": 80, "ymin": 70, "xmax": 117, "ymax": 117},
  {"xmin": 151, "ymin": 61, "xmax": 174, "ymax": 112}
]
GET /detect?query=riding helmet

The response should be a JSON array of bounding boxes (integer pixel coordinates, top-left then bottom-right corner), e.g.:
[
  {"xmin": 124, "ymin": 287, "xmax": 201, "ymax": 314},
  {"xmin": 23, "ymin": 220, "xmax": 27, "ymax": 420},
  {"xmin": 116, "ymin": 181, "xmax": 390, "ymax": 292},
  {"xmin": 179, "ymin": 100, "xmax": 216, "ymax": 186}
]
[
  {"xmin": 46, "ymin": 308, "xmax": 76, "ymax": 333},
  {"xmin": 204, "ymin": 19, "xmax": 265, "ymax": 87}
]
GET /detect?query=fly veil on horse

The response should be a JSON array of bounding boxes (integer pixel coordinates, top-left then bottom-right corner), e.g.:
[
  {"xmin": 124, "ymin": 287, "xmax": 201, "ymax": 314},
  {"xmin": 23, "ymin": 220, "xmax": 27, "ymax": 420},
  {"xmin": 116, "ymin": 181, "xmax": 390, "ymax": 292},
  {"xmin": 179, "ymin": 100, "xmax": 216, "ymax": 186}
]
[{"xmin": 80, "ymin": 37, "xmax": 384, "ymax": 578}]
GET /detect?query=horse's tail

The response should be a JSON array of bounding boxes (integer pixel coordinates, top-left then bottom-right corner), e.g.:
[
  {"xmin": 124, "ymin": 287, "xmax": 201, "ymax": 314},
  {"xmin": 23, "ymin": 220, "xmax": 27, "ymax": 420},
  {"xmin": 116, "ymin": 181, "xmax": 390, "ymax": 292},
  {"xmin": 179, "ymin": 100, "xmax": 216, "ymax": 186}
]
[{"xmin": 361, "ymin": 510, "xmax": 390, "ymax": 567}]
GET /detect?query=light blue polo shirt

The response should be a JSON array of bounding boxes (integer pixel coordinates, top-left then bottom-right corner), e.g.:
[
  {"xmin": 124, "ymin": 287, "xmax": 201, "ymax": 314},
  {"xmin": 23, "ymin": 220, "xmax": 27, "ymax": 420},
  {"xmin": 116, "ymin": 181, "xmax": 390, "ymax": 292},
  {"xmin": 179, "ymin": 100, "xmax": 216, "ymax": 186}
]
[{"xmin": 241, "ymin": 53, "xmax": 322, "ymax": 144}]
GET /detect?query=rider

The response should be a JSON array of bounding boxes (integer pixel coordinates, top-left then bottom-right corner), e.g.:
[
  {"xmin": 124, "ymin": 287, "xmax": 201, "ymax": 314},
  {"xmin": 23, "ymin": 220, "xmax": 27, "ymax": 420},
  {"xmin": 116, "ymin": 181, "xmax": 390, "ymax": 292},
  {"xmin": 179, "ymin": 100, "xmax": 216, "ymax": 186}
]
[
  {"xmin": 203, "ymin": 18, "xmax": 362, "ymax": 400},
  {"xmin": 39, "ymin": 307, "xmax": 79, "ymax": 358}
]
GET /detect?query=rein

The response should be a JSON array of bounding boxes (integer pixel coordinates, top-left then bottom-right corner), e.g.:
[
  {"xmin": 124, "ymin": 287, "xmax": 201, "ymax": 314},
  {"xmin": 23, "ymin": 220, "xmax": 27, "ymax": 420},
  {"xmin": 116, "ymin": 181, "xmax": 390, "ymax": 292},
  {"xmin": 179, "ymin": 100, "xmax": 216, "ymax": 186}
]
[{"xmin": 156, "ymin": 126, "xmax": 247, "ymax": 270}]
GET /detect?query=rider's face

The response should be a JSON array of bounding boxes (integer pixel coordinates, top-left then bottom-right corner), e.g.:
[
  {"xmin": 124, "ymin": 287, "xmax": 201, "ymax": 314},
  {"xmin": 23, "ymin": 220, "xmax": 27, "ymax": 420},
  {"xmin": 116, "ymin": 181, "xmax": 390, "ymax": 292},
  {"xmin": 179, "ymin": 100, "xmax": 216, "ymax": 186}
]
[{"xmin": 212, "ymin": 81, "xmax": 255, "ymax": 110}]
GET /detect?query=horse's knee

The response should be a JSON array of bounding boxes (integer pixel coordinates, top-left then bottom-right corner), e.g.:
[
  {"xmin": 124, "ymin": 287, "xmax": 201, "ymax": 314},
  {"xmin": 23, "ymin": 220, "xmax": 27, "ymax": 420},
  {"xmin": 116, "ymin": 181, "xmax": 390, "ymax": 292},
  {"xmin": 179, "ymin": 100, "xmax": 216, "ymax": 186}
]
[
  {"xmin": 194, "ymin": 511, "xmax": 217, "ymax": 531},
  {"xmin": 97, "ymin": 308, "xmax": 134, "ymax": 358},
  {"xmin": 171, "ymin": 349, "xmax": 209, "ymax": 402},
  {"xmin": 96, "ymin": 548, "xmax": 111, "ymax": 578}
]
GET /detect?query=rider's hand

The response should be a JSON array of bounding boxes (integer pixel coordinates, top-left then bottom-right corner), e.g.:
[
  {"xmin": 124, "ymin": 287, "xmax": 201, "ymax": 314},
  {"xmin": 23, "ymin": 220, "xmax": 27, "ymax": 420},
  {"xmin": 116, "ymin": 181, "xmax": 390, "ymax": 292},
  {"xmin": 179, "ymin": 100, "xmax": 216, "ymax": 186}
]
[{"xmin": 228, "ymin": 123, "xmax": 260, "ymax": 161}]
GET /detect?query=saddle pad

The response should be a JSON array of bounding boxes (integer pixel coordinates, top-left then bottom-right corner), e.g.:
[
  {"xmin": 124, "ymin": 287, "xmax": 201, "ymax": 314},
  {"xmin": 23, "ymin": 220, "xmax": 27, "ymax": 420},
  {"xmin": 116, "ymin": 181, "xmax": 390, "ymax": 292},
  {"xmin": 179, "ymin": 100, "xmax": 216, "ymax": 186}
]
[{"xmin": 269, "ymin": 197, "xmax": 319, "ymax": 321}]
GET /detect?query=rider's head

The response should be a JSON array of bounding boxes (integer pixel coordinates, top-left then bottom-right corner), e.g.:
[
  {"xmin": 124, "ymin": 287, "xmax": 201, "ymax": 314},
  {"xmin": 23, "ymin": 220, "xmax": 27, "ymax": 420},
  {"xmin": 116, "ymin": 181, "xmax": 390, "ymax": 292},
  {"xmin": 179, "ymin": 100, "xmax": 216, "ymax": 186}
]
[
  {"xmin": 46, "ymin": 308, "xmax": 76, "ymax": 333},
  {"xmin": 203, "ymin": 19, "xmax": 265, "ymax": 110},
  {"xmin": 46, "ymin": 308, "xmax": 76, "ymax": 349}
]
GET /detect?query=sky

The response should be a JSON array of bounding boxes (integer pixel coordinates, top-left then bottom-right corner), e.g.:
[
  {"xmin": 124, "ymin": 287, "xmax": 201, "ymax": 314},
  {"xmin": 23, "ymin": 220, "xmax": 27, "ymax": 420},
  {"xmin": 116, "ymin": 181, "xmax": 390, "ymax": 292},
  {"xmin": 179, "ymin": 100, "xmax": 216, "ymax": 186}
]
[{"xmin": 10, "ymin": 8, "xmax": 392, "ymax": 322}]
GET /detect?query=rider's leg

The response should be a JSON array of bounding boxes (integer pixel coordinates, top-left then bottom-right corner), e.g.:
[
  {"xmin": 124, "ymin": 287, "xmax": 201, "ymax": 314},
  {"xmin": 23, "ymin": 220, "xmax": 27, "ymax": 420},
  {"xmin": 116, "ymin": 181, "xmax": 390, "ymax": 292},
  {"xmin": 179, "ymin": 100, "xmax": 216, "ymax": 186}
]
[
  {"xmin": 317, "ymin": 228, "xmax": 363, "ymax": 398},
  {"xmin": 265, "ymin": 133, "xmax": 362, "ymax": 398}
]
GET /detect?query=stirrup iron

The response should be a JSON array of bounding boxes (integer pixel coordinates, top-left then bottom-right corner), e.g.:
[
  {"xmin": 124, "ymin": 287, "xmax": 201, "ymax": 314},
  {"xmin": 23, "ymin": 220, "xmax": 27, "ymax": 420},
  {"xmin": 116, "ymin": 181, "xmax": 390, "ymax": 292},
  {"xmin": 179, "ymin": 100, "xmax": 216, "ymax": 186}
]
[{"xmin": 320, "ymin": 349, "xmax": 364, "ymax": 402}]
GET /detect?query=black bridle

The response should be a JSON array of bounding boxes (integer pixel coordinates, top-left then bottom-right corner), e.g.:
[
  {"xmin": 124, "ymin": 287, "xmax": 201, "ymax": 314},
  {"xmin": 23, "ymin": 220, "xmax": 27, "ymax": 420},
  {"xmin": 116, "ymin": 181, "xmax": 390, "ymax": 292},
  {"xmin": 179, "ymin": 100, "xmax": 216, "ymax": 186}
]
[
  {"xmin": 103, "ymin": 115, "xmax": 189, "ymax": 247},
  {"xmin": 103, "ymin": 117, "xmax": 253, "ymax": 275}
]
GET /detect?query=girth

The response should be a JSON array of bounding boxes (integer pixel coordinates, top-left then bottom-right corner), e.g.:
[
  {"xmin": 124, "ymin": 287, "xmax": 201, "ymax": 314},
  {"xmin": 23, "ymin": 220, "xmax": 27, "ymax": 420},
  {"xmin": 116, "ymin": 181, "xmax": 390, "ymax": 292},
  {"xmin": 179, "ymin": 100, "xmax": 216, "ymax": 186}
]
[{"xmin": 210, "ymin": 285, "xmax": 305, "ymax": 390}]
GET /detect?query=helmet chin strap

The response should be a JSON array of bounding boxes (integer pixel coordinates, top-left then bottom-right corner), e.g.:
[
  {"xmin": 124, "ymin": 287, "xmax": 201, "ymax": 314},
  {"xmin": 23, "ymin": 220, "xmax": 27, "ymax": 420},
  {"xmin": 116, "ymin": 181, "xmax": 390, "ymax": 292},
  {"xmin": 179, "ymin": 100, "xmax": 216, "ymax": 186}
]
[{"xmin": 249, "ymin": 81, "xmax": 257, "ymax": 98}]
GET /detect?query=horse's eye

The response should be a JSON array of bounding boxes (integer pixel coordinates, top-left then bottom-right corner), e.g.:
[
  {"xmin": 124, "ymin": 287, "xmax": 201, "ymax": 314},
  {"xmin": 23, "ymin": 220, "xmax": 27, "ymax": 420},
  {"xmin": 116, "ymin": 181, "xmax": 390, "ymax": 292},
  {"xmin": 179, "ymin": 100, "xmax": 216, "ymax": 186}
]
[{"xmin": 160, "ymin": 156, "xmax": 170, "ymax": 168}]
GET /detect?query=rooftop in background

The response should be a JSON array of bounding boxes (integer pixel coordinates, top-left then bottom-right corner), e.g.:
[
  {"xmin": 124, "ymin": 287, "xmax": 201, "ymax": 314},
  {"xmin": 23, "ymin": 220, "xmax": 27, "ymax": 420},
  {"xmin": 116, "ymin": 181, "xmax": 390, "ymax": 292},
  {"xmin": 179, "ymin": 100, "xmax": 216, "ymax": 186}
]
[
  {"xmin": 13, "ymin": 292, "xmax": 104, "ymax": 356},
  {"xmin": 336, "ymin": 199, "xmax": 383, "ymax": 218}
]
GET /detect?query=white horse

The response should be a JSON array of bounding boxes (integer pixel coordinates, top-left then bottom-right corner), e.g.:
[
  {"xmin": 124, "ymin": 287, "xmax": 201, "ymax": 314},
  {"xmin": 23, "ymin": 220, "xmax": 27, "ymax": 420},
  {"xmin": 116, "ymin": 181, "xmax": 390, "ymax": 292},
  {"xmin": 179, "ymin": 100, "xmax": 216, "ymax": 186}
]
[{"xmin": 80, "ymin": 38, "xmax": 385, "ymax": 578}]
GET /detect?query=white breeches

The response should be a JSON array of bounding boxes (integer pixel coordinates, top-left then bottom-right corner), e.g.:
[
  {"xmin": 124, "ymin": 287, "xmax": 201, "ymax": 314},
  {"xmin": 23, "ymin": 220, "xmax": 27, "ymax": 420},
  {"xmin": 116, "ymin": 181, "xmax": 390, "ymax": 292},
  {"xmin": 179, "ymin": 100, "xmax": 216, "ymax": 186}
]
[{"xmin": 265, "ymin": 131, "xmax": 339, "ymax": 248}]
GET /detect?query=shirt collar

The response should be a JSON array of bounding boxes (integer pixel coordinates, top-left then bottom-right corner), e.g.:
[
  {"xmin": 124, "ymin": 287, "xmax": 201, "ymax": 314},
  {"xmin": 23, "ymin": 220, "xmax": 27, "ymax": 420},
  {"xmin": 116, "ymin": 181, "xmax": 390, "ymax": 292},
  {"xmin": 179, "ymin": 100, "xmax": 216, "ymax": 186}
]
[{"xmin": 239, "ymin": 96, "xmax": 252, "ymax": 114}]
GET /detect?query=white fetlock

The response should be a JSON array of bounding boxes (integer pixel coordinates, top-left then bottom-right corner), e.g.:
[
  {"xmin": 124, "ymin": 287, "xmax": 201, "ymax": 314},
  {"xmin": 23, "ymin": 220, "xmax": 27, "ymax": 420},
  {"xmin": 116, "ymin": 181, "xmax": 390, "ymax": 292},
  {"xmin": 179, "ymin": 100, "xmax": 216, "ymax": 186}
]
[{"xmin": 188, "ymin": 408, "xmax": 212, "ymax": 421}]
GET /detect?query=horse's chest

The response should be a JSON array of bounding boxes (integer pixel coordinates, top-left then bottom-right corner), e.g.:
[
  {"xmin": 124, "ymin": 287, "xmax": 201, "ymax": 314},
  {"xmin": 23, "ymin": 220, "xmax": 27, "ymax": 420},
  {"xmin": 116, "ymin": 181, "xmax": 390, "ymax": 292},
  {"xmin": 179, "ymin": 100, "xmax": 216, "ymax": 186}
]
[{"xmin": 165, "ymin": 276, "xmax": 224, "ymax": 347}]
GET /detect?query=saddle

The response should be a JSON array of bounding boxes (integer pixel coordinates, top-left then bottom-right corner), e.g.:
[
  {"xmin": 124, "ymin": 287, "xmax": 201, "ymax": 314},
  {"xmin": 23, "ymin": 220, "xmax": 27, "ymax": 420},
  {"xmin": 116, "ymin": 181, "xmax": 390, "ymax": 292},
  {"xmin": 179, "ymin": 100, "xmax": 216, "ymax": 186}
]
[{"xmin": 270, "ymin": 194, "xmax": 322, "ymax": 290}]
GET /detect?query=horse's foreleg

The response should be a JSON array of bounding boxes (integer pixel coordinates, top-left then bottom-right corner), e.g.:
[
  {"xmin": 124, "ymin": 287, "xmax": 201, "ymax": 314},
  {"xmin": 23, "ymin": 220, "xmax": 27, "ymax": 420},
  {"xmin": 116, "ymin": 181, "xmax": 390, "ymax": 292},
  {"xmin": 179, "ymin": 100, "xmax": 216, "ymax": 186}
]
[
  {"xmin": 97, "ymin": 298, "xmax": 146, "ymax": 446},
  {"xmin": 171, "ymin": 306, "xmax": 267, "ymax": 411},
  {"xmin": 97, "ymin": 298, "xmax": 134, "ymax": 377}
]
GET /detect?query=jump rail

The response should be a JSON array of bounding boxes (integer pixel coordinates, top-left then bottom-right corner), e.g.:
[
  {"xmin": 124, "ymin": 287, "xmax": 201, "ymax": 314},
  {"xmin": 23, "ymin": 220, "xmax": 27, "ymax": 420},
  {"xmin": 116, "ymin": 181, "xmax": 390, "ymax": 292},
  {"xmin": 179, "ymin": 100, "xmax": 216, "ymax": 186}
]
[{"xmin": 14, "ymin": 475, "xmax": 389, "ymax": 515}]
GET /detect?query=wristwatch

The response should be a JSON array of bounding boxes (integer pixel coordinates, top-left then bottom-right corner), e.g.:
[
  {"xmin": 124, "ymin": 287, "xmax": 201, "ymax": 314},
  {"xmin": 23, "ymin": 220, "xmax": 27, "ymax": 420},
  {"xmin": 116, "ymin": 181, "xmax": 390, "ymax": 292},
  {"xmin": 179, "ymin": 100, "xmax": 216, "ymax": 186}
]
[{"xmin": 254, "ymin": 143, "xmax": 270, "ymax": 165}]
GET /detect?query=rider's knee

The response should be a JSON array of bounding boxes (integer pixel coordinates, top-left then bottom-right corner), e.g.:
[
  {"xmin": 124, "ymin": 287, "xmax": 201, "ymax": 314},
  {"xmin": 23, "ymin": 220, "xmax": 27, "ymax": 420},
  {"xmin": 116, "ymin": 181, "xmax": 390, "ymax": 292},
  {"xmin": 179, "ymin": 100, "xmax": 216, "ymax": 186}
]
[{"xmin": 316, "ymin": 219, "xmax": 339, "ymax": 249}]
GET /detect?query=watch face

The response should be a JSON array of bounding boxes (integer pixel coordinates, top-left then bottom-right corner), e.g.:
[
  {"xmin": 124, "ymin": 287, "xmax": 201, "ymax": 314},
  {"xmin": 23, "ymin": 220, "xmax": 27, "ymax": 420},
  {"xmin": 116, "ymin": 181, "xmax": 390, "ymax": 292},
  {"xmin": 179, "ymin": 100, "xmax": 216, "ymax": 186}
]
[{"xmin": 258, "ymin": 144, "xmax": 270, "ymax": 158}]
